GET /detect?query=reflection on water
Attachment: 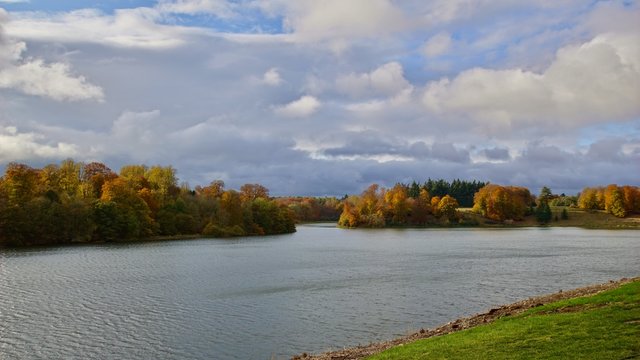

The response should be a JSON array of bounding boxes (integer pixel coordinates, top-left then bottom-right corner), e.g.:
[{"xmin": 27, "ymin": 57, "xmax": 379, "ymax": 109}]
[{"xmin": 1, "ymin": 225, "xmax": 638, "ymax": 359}]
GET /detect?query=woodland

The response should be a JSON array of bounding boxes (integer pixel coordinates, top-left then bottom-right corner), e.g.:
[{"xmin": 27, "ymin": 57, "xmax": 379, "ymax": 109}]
[
  {"xmin": 1, "ymin": 160, "xmax": 639, "ymax": 246},
  {"xmin": 0, "ymin": 160, "xmax": 295, "ymax": 246}
]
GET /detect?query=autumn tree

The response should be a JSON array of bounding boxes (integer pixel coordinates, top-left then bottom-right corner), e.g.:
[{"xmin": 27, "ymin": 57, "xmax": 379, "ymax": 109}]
[
  {"xmin": 604, "ymin": 184, "xmax": 626, "ymax": 218},
  {"xmin": 0, "ymin": 159, "xmax": 295, "ymax": 246},
  {"xmin": 119, "ymin": 165, "xmax": 150, "ymax": 191},
  {"xmin": 197, "ymin": 180, "xmax": 225, "ymax": 199},
  {"xmin": 338, "ymin": 200, "xmax": 360, "ymax": 227},
  {"xmin": 384, "ymin": 184, "xmax": 410, "ymax": 225},
  {"xmin": 410, "ymin": 189, "xmax": 431, "ymax": 225},
  {"xmin": 621, "ymin": 186, "xmax": 640, "ymax": 214},
  {"xmin": 240, "ymin": 183, "xmax": 269, "ymax": 202},
  {"xmin": 82, "ymin": 162, "xmax": 117, "ymax": 199},
  {"xmin": 430, "ymin": 196, "xmax": 441, "ymax": 217},
  {"xmin": 473, "ymin": 184, "xmax": 533, "ymax": 221},
  {"xmin": 437, "ymin": 195, "xmax": 459, "ymax": 222},
  {"xmin": 97, "ymin": 177, "xmax": 156, "ymax": 239},
  {"xmin": 145, "ymin": 165, "xmax": 178, "ymax": 199},
  {"xmin": 1, "ymin": 163, "xmax": 39, "ymax": 206}
]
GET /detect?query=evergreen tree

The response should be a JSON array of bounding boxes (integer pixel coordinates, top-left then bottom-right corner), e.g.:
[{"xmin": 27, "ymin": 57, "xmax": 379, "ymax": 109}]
[{"xmin": 536, "ymin": 201, "xmax": 552, "ymax": 224}]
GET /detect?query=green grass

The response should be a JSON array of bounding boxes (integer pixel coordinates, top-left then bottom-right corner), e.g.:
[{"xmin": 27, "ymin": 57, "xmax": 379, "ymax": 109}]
[{"xmin": 368, "ymin": 281, "xmax": 640, "ymax": 360}]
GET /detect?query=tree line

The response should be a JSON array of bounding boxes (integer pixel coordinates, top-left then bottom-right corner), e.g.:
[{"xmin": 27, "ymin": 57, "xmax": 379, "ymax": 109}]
[
  {"xmin": 339, "ymin": 182, "xmax": 640, "ymax": 228},
  {"xmin": 406, "ymin": 179, "xmax": 487, "ymax": 207},
  {"xmin": 577, "ymin": 185, "xmax": 640, "ymax": 218},
  {"xmin": 338, "ymin": 183, "xmax": 467, "ymax": 228},
  {"xmin": 275, "ymin": 197, "xmax": 342, "ymax": 222},
  {"xmin": 0, "ymin": 160, "xmax": 295, "ymax": 247}
]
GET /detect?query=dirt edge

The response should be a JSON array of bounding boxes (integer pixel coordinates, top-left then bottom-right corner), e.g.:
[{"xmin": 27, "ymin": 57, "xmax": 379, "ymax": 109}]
[{"xmin": 293, "ymin": 276, "xmax": 639, "ymax": 360}]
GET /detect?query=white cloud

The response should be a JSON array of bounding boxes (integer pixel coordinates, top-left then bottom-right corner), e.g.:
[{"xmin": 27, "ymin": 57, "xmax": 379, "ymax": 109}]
[
  {"xmin": 0, "ymin": 126, "xmax": 77, "ymax": 162},
  {"xmin": 262, "ymin": 68, "xmax": 282, "ymax": 86},
  {"xmin": 346, "ymin": 87, "xmax": 414, "ymax": 113},
  {"xmin": 423, "ymin": 32, "xmax": 640, "ymax": 133},
  {"xmin": 274, "ymin": 95, "xmax": 321, "ymax": 117},
  {"xmin": 337, "ymin": 62, "xmax": 411, "ymax": 98},
  {"xmin": 256, "ymin": 0, "xmax": 407, "ymax": 47},
  {"xmin": 338, "ymin": 62, "xmax": 414, "ymax": 114},
  {"xmin": 5, "ymin": 8, "xmax": 194, "ymax": 49},
  {"xmin": 422, "ymin": 32, "xmax": 452, "ymax": 57},
  {"xmin": 0, "ymin": 10, "xmax": 104, "ymax": 101},
  {"xmin": 0, "ymin": 59, "xmax": 105, "ymax": 101},
  {"xmin": 156, "ymin": 0, "xmax": 235, "ymax": 17}
]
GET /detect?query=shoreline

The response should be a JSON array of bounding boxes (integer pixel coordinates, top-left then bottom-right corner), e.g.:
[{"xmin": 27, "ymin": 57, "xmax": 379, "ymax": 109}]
[
  {"xmin": 0, "ymin": 231, "xmax": 296, "ymax": 249},
  {"xmin": 294, "ymin": 276, "xmax": 639, "ymax": 360}
]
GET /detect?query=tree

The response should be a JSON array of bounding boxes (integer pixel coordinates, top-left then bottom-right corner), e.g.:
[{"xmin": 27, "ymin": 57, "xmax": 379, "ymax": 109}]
[
  {"xmin": 240, "ymin": 183, "xmax": 269, "ymax": 202},
  {"xmin": 197, "ymin": 180, "xmax": 225, "ymax": 199},
  {"xmin": 82, "ymin": 162, "xmax": 117, "ymax": 199},
  {"xmin": 384, "ymin": 184, "xmax": 409, "ymax": 224},
  {"xmin": 430, "ymin": 196, "xmax": 441, "ymax": 217},
  {"xmin": 119, "ymin": 165, "xmax": 149, "ymax": 191},
  {"xmin": 145, "ymin": 165, "xmax": 178, "ymax": 200},
  {"xmin": 100, "ymin": 177, "xmax": 156, "ymax": 238},
  {"xmin": 408, "ymin": 181, "xmax": 420, "ymax": 199},
  {"xmin": 1, "ymin": 163, "xmax": 39, "ymax": 206},
  {"xmin": 535, "ymin": 200, "xmax": 552, "ymax": 224},
  {"xmin": 621, "ymin": 186, "xmax": 640, "ymax": 214},
  {"xmin": 338, "ymin": 200, "xmax": 360, "ymax": 228},
  {"xmin": 437, "ymin": 195, "xmax": 459, "ymax": 222},
  {"xmin": 410, "ymin": 189, "xmax": 431, "ymax": 225},
  {"xmin": 219, "ymin": 190, "xmax": 244, "ymax": 228},
  {"xmin": 539, "ymin": 186, "xmax": 552, "ymax": 203},
  {"xmin": 58, "ymin": 159, "xmax": 83, "ymax": 197},
  {"xmin": 604, "ymin": 184, "xmax": 626, "ymax": 218},
  {"xmin": 473, "ymin": 184, "xmax": 533, "ymax": 221}
]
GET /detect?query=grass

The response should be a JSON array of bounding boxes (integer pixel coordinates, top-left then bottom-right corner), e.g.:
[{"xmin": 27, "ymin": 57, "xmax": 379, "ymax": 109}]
[
  {"xmin": 459, "ymin": 207, "xmax": 640, "ymax": 229},
  {"xmin": 368, "ymin": 280, "xmax": 640, "ymax": 360}
]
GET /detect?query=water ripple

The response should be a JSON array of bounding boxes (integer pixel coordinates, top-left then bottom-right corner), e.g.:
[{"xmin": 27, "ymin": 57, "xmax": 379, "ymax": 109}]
[{"xmin": 1, "ymin": 226, "xmax": 639, "ymax": 359}]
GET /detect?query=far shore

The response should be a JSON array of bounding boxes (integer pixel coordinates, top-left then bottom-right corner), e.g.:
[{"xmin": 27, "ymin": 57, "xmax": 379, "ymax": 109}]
[
  {"xmin": 3, "ymin": 214, "xmax": 640, "ymax": 248},
  {"xmin": 294, "ymin": 276, "xmax": 639, "ymax": 360},
  {"xmin": 338, "ymin": 207, "xmax": 640, "ymax": 230}
]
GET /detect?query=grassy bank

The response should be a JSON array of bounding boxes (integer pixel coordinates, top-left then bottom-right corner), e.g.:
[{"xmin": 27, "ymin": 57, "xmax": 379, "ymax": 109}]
[
  {"xmin": 300, "ymin": 278, "xmax": 639, "ymax": 360},
  {"xmin": 368, "ymin": 279, "xmax": 640, "ymax": 359},
  {"xmin": 459, "ymin": 206, "xmax": 640, "ymax": 229}
]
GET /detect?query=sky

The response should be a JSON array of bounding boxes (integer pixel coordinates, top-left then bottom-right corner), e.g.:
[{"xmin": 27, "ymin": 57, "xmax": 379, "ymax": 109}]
[{"xmin": 0, "ymin": 0, "xmax": 638, "ymax": 196}]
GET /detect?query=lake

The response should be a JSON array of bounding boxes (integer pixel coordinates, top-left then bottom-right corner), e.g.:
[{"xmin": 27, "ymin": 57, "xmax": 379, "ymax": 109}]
[{"xmin": 1, "ymin": 225, "xmax": 638, "ymax": 359}]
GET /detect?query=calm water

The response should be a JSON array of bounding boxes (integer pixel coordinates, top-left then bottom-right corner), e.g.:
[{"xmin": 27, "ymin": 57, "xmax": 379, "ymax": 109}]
[{"xmin": 1, "ymin": 225, "xmax": 638, "ymax": 359}]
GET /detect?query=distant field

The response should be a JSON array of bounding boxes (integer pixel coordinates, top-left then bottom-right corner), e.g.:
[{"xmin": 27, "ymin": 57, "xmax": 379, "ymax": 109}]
[
  {"xmin": 368, "ymin": 279, "xmax": 640, "ymax": 360},
  {"xmin": 459, "ymin": 207, "xmax": 640, "ymax": 229}
]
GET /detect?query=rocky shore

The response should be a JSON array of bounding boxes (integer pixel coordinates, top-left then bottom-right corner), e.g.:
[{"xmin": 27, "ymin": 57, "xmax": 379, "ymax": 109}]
[{"xmin": 293, "ymin": 277, "xmax": 638, "ymax": 360}]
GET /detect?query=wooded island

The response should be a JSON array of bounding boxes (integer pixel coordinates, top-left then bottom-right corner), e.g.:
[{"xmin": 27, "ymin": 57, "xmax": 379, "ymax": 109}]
[{"xmin": 0, "ymin": 160, "xmax": 295, "ymax": 246}]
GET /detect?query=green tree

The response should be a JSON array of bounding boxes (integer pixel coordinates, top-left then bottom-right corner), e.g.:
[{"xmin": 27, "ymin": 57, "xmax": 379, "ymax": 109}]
[
  {"xmin": 539, "ymin": 186, "xmax": 552, "ymax": 203},
  {"xmin": 536, "ymin": 201, "xmax": 552, "ymax": 224}
]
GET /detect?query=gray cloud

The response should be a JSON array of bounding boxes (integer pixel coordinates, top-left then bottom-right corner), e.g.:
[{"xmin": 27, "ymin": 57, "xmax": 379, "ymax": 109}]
[
  {"xmin": 0, "ymin": 1, "xmax": 639, "ymax": 197},
  {"xmin": 482, "ymin": 147, "xmax": 510, "ymax": 161}
]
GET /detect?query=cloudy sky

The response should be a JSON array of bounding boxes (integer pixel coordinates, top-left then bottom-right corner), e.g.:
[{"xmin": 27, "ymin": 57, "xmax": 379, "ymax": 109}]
[{"xmin": 0, "ymin": 0, "xmax": 638, "ymax": 196}]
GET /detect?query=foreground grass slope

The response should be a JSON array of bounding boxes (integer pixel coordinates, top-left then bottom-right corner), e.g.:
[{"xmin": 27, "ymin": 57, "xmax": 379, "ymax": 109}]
[{"xmin": 368, "ymin": 280, "xmax": 640, "ymax": 360}]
